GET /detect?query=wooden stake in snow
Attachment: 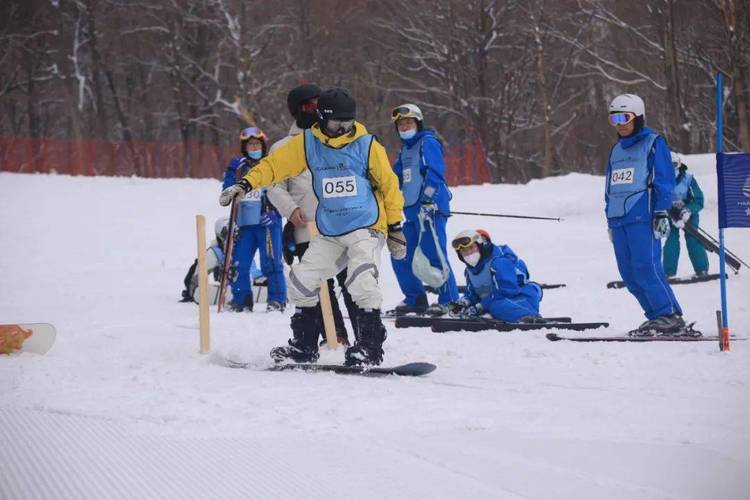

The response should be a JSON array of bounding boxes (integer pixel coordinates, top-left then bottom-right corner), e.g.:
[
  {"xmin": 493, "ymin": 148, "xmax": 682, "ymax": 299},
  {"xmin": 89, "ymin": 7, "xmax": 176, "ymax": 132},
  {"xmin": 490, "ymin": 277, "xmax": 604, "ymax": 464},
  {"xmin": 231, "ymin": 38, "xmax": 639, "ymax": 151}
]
[{"xmin": 196, "ymin": 215, "xmax": 211, "ymax": 354}]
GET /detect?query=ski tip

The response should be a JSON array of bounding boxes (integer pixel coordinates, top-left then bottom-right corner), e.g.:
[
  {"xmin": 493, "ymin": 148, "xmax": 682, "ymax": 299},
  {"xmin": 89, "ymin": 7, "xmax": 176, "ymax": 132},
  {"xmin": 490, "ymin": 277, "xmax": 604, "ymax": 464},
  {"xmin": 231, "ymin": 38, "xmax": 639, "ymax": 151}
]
[{"xmin": 545, "ymin": 333, "xmax": 563, "ymax": 341}]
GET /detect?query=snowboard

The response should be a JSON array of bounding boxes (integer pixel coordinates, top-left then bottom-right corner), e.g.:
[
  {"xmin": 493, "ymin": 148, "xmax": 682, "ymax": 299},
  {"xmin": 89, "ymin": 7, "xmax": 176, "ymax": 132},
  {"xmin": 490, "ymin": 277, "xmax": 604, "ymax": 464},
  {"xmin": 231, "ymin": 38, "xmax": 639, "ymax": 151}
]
[
  {"xmin": 224, "ymin": 358, "xmax": 436, "ymax": 377},
  {"xmin": 607, "ymin": 273, "xmax": 724, "ymax": 289},
  {"xmin": 0, "ymin": 323, "xmax": 56, "ymax": 354}
]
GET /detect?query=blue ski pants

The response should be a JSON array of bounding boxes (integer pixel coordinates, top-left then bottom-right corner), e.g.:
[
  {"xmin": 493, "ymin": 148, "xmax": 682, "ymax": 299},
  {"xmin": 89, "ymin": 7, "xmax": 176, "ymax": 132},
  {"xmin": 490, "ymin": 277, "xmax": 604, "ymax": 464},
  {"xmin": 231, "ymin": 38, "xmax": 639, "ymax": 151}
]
[
  {"xmin": 391, "ymin": 213, "xmax": 459, "ymax": 305},
  {"xmin": 486, "ymin": 285, "xmax": 541, "ymax": 322},
  {"xmin": 231, "ymin": 223, "xmax": 286, "ymax": 305},
  {"xmin": 610, "ymin": 221, "xmax": 682, "ymax": 320}
]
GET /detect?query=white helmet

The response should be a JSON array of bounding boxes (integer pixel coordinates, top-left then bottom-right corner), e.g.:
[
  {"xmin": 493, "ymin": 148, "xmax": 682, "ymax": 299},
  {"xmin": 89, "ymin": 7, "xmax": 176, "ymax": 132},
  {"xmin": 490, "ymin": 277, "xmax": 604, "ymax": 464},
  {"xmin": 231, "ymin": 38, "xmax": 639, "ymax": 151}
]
[
  {"xmin": 608, "ymin": 94, "xmax": 645, "ymax": 120},
  {"xmin": 451, "ymin": 229, "xmax": 486, "ymax": 252},
  {"xmin": 391, "ymin": 103, "xmax": 424, "ymax": 122},
  {"xmin": 670, "ymin": 152, "xmax": 682, "ymax": 168}
]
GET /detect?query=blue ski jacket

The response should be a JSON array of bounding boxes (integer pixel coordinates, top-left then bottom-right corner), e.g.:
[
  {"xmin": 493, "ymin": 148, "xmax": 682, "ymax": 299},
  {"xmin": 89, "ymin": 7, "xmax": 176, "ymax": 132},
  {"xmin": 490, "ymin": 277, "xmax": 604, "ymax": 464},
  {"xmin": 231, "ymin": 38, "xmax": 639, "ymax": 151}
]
[
  {"xmin": 605, "ymin": 127, "xmax": 675, "ymax": 228},
  {"xmin": 463, "ymin": 244, "xmax": 536, "ymax": 311},
  {"xmin": 392, "ymin": 129, "xmax": 452, "ymax": 220}
]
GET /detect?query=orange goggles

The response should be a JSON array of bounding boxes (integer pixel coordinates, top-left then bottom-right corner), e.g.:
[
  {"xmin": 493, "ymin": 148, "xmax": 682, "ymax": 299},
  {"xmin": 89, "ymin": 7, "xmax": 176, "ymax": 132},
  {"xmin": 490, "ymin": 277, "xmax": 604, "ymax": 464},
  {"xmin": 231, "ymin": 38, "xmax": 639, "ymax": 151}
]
[
  {"xmin": 452, "ymin": 236, "xmax": 477, "ymax": 251},
  {"xmin": 608, "ymin": 112, "xmax": 636, "ymax": 126}
]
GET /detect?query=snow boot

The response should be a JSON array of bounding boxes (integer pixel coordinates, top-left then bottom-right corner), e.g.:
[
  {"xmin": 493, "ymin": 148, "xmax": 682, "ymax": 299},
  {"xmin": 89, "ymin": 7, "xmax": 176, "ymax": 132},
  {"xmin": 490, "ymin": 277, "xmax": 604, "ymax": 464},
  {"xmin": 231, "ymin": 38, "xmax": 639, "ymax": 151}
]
[
  {"xmin": 345, "ymin": 309, "xmax": 386, "ymax": 366},
  {"xmin": 629, "ymin": 314, "xmax": 686, "ymax": 337},
  {"xmin": 270, "ymin": 307, "xmax": 320, "ymax": 363}
]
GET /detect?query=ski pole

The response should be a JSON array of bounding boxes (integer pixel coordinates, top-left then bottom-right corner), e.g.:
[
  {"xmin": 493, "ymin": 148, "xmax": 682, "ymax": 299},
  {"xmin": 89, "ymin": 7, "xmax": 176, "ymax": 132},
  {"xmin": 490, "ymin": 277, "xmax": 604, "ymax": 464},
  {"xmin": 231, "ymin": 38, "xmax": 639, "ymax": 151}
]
[
  {"xmin": 217, "ymin": 198, "xmax": 238, "ymax": 313},
  {"xmin": 437, "ymin": 210, "xmax": 562, "ymax": 222},
  {"xmin": 686, "ymin": 223, "xmax": 749, "ymax": 271}
]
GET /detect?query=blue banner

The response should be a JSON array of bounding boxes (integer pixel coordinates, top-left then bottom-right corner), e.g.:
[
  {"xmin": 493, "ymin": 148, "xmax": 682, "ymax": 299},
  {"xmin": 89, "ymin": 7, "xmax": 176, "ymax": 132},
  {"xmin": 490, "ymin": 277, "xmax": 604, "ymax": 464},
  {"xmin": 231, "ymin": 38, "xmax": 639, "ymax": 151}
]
[{"xmin": 717, "ymin": 152, "xmax": 750, "ymax": 228}]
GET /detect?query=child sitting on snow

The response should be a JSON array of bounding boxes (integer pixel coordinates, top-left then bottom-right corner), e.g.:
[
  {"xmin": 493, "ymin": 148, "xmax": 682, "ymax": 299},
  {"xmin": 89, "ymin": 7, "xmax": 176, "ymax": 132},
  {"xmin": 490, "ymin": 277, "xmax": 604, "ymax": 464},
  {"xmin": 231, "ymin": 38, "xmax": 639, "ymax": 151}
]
[{"xmin": 451, "ymin": 229, "xmax": 542, "ymax": 322}]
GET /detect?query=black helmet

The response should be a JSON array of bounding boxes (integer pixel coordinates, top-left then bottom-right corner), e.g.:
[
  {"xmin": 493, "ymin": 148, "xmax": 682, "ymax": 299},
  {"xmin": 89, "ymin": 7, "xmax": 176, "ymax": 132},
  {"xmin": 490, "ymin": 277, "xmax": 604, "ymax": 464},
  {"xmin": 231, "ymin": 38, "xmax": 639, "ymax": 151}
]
[
  {"xmin": 317, "ymin": 88, "xmax": 356, "ymax": 137},
  {"xmin": 286, "ymin": 84, "xmax": 321, "ymax": 118}
]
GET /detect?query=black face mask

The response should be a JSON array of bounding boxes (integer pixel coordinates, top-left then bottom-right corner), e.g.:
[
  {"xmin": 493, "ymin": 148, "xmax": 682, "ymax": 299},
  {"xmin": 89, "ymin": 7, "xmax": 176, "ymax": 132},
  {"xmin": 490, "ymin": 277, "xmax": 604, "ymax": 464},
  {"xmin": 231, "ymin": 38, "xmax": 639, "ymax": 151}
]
[{"xmin": 296, "ymin": 111, "xmax": 318, "ymax": 130}]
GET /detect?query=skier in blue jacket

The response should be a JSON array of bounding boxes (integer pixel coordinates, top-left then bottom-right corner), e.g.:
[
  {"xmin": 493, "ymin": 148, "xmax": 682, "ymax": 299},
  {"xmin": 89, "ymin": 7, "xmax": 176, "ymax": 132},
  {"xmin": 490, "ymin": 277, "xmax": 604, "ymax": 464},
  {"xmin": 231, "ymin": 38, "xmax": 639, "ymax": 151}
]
[
  {"xmin": 389, "ymin": 104, "xmax": 459, "ymax": 316},
  {"xmin": 451, "ymin": 229, "xmax": 542, "ymax": 321},
  {"xmin": 222, "ymin": 127, "xmax": 287, "ymax": 312},
  {"xmin": 605, "ymin": 94, "xmax": 686, "ymax": 335}
]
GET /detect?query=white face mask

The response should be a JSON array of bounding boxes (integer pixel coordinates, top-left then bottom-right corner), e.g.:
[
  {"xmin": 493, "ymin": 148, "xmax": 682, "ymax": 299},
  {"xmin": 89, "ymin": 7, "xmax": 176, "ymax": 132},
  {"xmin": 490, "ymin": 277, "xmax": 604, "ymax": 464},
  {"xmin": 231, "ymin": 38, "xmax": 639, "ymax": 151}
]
[
  {"xmin": 463, "ymin": 251, "xmax": 481, "ymax": 267},
  {"xmin": 399, "ymin": 129, "xmax": 417, "ymax": 140}
]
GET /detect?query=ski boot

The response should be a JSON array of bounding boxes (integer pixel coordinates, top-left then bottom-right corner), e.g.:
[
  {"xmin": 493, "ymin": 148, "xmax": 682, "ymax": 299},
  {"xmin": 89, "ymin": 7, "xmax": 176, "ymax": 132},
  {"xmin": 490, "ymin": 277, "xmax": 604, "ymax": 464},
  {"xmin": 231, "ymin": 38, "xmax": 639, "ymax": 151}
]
[
  {"xmin": 385, "ymin": 294, "xmax": 428, "ymax": 317},
  {"xmin": 266, "ymin": 301, "xmax": 286, "ymax": 313},
  {"xmin": 345, "ymin": 309, "xmax": 386, "ymax": 366},
  {"xmin": 424, "ymin": 302, "xmax": 452, "ymax": 317},
  {"xmin": 628, "ymin": 314, "xmax": 686, "ymax": 337},
  {"xmin": 227, "ymin": 296, "xmax": 254, "ymax": 312},
  {"xmin": 270, "ymin": 307, "xmax": 321, "ymax": 363}
]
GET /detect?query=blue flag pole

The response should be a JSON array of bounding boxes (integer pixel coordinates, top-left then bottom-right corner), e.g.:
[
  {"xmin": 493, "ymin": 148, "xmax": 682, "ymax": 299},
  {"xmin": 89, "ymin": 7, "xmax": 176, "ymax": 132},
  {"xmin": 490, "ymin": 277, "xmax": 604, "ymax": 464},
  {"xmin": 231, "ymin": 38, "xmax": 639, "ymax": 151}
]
[{"xmin": 716, "ymin": 72, "xmax": 730, "ymax": 351}]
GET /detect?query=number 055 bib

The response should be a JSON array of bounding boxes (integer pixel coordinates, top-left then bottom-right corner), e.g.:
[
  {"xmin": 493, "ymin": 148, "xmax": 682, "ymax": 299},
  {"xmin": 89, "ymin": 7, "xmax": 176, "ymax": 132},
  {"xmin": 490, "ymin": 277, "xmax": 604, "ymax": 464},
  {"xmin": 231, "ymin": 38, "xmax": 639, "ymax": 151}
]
[
  {"xmin": 304, "ymin": 129, "xmax": 379, "ymax": 236},
  {"xmin": 606, "ymin": 132, "xmax": 657, "ymax": 219}
]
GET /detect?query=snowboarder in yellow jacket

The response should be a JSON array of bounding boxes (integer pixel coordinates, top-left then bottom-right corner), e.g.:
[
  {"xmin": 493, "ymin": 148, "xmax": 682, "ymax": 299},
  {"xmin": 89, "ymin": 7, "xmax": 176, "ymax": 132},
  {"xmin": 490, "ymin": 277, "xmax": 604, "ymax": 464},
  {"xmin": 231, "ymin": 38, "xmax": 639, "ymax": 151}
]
[{"xmin": 220, "ymin": 88, "xmax": 406, "ymax": 366}]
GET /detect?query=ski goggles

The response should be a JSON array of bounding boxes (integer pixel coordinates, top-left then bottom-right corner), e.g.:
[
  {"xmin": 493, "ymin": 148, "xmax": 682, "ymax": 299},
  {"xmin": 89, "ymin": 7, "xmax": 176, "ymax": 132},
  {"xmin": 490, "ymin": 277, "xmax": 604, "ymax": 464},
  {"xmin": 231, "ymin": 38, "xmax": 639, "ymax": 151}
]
[
  {"xmin": 451, "ymin": 235, "xmax": 479, "ymax": 251},
  {"xmin": 608, "ymin": 112, "xmax": 636, "ymax": 126},
  {"xmin": 300, "ymin": 100, "xmax": 317, "ymax": 113},
  {"xmin": 324, "ymin": 118, "xmax": 355, "ymax": 134},
  {"xmin": 240, "ymin": 127, "xmax": 267, "ymax": 141},
  {"xmin": 391, "ymin": 106, "xmax": 417, "ymax": 121}
]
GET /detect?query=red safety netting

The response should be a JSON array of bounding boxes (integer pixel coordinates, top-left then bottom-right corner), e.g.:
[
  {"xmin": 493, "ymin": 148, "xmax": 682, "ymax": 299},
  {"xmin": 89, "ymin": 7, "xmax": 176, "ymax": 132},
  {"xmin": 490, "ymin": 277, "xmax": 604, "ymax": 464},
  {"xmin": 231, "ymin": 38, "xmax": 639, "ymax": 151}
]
[{"xmin": 0, "ymin": 136, "xmax": 490, "ymax": 185}]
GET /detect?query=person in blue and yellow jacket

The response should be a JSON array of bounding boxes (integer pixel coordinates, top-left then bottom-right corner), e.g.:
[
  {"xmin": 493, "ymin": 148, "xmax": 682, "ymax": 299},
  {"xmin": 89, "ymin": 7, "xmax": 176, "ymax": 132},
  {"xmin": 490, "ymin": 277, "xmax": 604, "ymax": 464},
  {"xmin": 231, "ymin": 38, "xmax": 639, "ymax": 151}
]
[
  {"xmin": 451, "ymin": 229, "xmax": 542, "ymax": 322},
  {"xmin": 222, "ymin": 127, "xmax": 286, "ymax": 313},
  {"xmin": 389, "ymin": 104, "xmax": 459, "ymax": 317},
  {"xmin": 605, "ymin": 94, "xmax": 687, "ymax": 336},
  {"xmin": 663, "ymin": 152, "xmax": 709, "ymax": 277},
  {"xmin": 220, "ymin": 88, "xmax": 406, "ymax": 367}
]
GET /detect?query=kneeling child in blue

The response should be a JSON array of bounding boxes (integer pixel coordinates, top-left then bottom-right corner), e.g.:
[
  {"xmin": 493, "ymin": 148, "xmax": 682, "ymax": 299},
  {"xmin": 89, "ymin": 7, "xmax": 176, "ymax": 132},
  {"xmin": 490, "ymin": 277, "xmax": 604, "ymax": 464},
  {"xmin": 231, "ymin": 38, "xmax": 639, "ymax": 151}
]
[{"xmin": 452, "ymin": 229, "xmax": 542, "ymax": 322}]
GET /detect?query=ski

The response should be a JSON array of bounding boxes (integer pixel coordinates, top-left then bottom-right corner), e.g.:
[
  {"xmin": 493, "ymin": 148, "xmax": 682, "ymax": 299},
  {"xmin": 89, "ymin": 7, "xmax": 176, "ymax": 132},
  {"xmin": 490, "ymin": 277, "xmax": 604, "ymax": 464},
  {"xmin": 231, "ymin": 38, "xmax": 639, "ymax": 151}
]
[
  {"xmin": 429, "ymin": 318, "xmax": 608, "ymax": 333},
  {"xmin": 223, "ymin": 358, "xmax": 436, "ymax": 377},
  {"xmin": 546, "ymin": 332, "xmax": 743, "ymax": 343},
  {"xmin": 607, "ymin": 273, "xmax": 725, "ymax": 289},
  {"xmin": 0, "ymin": 323, "xmax": 56, "ymax": 355},
  {"xmin": 394, "ymin": 315, "xmax": 572, "ymax": 329},
  {"xmin": 425, "ymin": 283, "xmax": 565, "ymax": 295}
]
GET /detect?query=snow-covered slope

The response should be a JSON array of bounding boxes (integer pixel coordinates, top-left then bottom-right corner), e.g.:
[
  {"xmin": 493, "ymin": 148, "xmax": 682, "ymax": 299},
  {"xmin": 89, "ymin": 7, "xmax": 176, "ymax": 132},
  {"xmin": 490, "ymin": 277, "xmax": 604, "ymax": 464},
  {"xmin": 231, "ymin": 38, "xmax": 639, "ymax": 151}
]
[{"xmin": 1, "ymin": 157, "xmax": 749, "ymax": 499}]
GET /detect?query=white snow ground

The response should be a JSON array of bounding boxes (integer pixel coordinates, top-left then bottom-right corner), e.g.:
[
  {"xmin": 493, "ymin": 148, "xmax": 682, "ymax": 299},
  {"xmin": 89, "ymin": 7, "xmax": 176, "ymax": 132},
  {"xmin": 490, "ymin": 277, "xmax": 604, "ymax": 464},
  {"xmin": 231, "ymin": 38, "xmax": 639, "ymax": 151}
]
[{"xmin": 2, "ymin": 154, "xmax": 749, "ymax": 500}]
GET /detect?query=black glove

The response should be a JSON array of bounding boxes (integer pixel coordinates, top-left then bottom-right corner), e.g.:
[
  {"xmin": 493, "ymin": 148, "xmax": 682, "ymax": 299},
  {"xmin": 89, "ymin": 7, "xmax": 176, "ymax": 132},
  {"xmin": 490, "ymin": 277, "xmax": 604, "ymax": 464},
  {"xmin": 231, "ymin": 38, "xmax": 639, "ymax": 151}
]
[{"xmin": 668, "ymin": 205, "xmax": 682, "ymax": 221}]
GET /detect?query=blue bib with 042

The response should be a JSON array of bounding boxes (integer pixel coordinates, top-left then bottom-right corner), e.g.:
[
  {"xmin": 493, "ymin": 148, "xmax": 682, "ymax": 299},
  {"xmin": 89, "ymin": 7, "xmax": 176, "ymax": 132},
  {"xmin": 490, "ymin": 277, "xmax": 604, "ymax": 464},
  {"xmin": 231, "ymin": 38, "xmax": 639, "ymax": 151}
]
[
  {"xmin": 305, "ymin": 130, "xmax": 379, "ymax": 236},
  {"xmin": 399, "ymin": 139, "xmax": 425, "ymax": 207},
  {"xmin": 606, "ymin": 133, "xmax": 657, "ymax": 219}
]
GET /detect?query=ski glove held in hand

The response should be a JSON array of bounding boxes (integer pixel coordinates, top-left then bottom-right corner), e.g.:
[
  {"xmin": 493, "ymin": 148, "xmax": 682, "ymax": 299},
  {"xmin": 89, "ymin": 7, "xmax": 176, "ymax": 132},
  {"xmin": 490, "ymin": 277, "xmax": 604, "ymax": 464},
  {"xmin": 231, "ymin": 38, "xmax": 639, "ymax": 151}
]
[
  {"xmin": 652, "ymin": 211, "xmax": 671, "ymax": 239},
  {"xmin": 387, "ymin": 223, "xmax": 407, "ymax": 260},
  {"xmin": 219, "ymin": 179, "xmax": 251, "ymax": 207}
]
